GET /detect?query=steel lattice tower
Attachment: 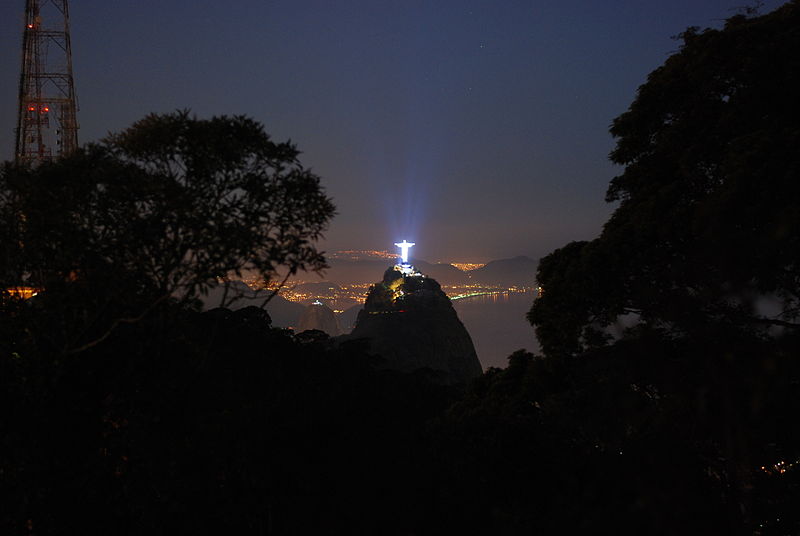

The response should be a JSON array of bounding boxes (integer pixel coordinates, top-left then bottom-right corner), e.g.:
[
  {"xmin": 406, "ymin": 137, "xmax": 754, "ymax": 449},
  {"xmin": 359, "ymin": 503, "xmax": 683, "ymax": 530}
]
[{"xmin": 15, "ymin": 0, "xmax": 78, "ymax": 165}]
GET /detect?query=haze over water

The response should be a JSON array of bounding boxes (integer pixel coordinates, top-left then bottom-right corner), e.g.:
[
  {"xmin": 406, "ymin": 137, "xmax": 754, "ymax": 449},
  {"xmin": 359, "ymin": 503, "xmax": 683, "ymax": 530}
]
[{"xmin": 453, "ymin": 290, "xmax": 539, "ymax": 370}]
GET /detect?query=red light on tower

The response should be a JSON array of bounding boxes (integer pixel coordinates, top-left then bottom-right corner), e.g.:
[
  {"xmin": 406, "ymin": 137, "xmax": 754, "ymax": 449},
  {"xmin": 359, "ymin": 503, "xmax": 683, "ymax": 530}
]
[{"xmin": 15, "ymin": 0, "xmax": 79, "ymax": 164}]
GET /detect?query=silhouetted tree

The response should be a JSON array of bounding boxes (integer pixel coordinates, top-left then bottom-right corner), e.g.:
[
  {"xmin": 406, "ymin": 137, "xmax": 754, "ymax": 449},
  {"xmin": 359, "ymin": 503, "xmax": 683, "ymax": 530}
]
[
  {"xmin": 0, "ymin": 111, "xmax": 335, "ymax": 353},
  {"xmin": 531, "ymin": 2, "xmax": 800, "ymax": 355},
  {"xmin": 527, "ymin": 3, "xmax": 800, "ymax": 531},
  {"xmin": 0, "ymin": 305, "xmax": 458, "ymax": 535}
]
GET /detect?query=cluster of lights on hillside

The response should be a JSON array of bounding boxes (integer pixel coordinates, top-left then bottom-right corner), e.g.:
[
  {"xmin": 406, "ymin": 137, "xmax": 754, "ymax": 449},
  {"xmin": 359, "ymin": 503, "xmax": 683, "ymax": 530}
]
[{"xmin": 451, "ymin": 263, "xmax": 486, "ymax": 272}]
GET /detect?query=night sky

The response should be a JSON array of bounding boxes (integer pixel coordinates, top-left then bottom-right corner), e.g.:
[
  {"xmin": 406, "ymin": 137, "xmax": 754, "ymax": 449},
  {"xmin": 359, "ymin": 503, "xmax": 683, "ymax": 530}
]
[{"xmin": 0, "ymin": 1, "xmax": 787, "ymax": 262}]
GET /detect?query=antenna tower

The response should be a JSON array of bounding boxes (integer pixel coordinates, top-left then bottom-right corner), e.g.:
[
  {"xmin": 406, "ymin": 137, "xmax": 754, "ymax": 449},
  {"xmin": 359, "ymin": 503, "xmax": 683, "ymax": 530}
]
[{"xmin": 15, "ymin": 0, "xmax": 78, "ymax": 165}]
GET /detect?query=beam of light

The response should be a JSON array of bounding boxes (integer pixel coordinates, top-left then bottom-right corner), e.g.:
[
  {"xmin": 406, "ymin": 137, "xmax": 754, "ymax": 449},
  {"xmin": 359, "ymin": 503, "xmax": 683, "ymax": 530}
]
[{"xmin": 375, "ymin": 117, "xmax": 441, "ymax": 260}]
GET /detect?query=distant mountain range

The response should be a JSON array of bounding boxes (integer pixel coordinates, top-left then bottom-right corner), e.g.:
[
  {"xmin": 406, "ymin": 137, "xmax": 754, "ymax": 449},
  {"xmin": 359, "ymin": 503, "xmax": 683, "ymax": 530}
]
[
  {"xmin": 468, "ymin": 256, "xmax": 538, "ymax": 287},
  {"xmin": 409, "ymin": 259, "xmax": 470, "ymax": 285},
  {"xmin": 318, "ymin": 255, "xmax": 538, "ymax": 288}
]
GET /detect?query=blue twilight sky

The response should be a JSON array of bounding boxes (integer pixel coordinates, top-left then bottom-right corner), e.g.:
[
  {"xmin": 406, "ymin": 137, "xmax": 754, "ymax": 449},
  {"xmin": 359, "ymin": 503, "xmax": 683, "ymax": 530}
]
[{"xmin": 0, "ymin": 1, "xmax": 788, "ymax": 262}]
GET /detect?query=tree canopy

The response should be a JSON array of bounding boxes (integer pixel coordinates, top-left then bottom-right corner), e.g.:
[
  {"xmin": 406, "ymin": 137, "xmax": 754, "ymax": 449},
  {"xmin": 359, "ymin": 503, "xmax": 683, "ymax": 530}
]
[
  {"xmin": 526, "ymin": 4, "xmax": 800, "ymax": 529},
  {"xmin": 530, "ymin": 1, "xmax": 800, "ymax": 356},
  {"xmin": 0, "ymin": 111, "xmax": 335, "ymax": 352}
]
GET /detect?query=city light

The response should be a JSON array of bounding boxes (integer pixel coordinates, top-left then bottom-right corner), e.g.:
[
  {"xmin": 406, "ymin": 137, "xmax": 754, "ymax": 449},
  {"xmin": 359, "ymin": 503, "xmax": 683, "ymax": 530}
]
[
  {"xmin": 452, "ymin": 263, "xmax": 486, "ymax": 272},
  {"xmin": 328, "ymin": 250, "xmax": 396, "ymax": 261}
]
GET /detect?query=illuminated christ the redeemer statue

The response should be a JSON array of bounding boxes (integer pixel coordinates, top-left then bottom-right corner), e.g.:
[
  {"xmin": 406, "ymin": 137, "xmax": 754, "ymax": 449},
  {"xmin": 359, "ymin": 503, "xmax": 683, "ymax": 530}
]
[{"xmin": 395, "ymin": 240, "xmax": 415, "ymax": 264}]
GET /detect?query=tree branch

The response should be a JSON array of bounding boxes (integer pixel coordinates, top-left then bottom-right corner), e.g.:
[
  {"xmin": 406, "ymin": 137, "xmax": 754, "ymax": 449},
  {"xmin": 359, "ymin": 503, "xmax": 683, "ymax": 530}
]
[
  {"xmin": 259, "ymin": 272, "xmax": 292, "ymax": 310},
  {"xmin": 65, "ymin": 293, "xmax": 172, "ymax": 355}
]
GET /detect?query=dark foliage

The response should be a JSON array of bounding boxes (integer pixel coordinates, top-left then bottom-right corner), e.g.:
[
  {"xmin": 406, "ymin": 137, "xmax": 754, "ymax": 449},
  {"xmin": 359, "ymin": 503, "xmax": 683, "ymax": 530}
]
[
  {"xmin": 12, "ymin": 303, "xmax": 794, "ymax": 535},
  {"xmin": 525, "ymin": 2, "xmax": 800, "ymax": 532},
  {"xmin": 0, "ymin": 306, "xmax": 457, "ymax": 535},
  {"xmin": 530, "ymin": 2, "xmax": 800, "ymax": 355},
  {"xmin": 7, "ymin": 307, "xmax": 797, "ymax": 534},
  {"xmin": 0, "ymin": 111, "xmax": 335, "ymax": 354}
]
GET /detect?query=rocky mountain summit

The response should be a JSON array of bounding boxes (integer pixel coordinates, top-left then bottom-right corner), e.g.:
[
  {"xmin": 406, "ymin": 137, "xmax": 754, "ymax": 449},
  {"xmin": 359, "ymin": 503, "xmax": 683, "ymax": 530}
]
[{"xmin": 345, "ymin": 265, "xmax": 482, "ymax": 384}]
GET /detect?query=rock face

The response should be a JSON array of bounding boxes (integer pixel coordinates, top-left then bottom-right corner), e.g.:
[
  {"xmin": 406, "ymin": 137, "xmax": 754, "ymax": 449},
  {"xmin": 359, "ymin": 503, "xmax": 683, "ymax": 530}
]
[
  {"xmin": 297, "ymin": 301, "xmax": 342, "ymax": 336},
  {"xmin": 347, "ymin": 266, "xmax": 482, "ymax": 384}
]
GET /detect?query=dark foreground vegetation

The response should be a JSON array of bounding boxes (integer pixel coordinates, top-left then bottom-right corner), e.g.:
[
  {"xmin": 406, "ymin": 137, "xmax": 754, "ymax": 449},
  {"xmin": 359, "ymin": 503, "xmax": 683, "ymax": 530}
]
[
  {"xmin": 2, "ymin": 303, "xmax": 799, "ymax": 535},
  {"xmin": 2, "ymin": 3, "xmax": 800, "ymax": 534}
]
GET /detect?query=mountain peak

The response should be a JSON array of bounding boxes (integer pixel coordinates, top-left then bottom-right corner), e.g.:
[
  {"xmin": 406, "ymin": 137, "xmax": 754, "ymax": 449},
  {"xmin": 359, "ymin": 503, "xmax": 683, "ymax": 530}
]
[{"xmin": 345, "ymin": 265, "xmax": 483, "ymax": 384}]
